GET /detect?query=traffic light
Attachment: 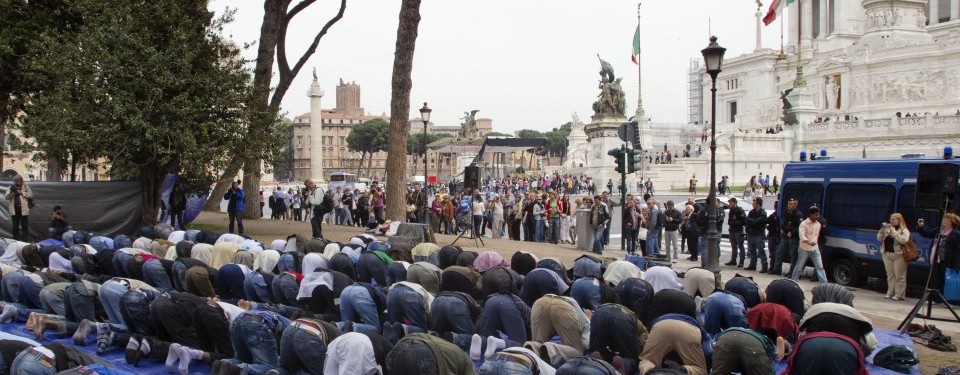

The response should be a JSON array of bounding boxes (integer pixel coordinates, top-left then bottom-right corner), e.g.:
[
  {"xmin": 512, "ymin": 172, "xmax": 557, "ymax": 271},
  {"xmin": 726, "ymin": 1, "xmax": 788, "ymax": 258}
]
[
  {"xmin": 627, "ymin": 148, "xmax": 643, "ymax": 173},
  {"xmin": 608, "ymin": 147, "xmax": 625, "ymax": 174}
]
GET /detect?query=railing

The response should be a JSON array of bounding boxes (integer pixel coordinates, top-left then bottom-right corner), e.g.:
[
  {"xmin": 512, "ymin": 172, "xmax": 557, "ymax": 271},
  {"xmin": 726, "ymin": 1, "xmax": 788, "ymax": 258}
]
[{"xmin": 805, "ymin": 115, "xmax": 960, "ymax": 133}]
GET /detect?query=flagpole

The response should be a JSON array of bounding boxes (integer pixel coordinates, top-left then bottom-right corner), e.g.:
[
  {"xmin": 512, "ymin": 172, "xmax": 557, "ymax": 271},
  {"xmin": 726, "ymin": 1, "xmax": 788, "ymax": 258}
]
[
  {"xmin": 779, "ymin": 5, "xmax": 786, "ymax": 60},
  {"xmin": 793, "ymin": 0, "xmax": 806, "ymax": 87},
  {"xmin": 636, "ymin": 2, "xmax": 644, "ymax": 119}
]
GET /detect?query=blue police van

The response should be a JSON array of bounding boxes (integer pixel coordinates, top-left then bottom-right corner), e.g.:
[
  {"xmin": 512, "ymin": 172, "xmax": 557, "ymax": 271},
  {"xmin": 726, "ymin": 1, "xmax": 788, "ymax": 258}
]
[{"xmin": 777, "ymin": 153, "xmax": 955, "ymax": 286}]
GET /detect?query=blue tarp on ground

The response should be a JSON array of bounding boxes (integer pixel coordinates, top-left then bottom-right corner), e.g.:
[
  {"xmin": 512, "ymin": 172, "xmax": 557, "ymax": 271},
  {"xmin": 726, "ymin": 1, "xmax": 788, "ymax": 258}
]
[
  {"xmin": 2, "ymin": 322, "xmax": 920, "ymax": 374},
  {"xmin": 0, "ymin": 322, "xmax": 211, "ymax": 374}
]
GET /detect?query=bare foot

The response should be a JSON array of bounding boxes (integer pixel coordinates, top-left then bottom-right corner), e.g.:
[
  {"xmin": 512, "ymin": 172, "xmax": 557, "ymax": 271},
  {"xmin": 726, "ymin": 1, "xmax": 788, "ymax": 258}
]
[
  {"xmin": 26, "ymin": 312, "xmax": 39, "ymax": 330},
  {"xmin": 238, "ymin": 300, "xmax": 251, "ymax": 310},
  {"xmin": 776, "ymin": 336, "xmax": 786, "ymax": 361}
]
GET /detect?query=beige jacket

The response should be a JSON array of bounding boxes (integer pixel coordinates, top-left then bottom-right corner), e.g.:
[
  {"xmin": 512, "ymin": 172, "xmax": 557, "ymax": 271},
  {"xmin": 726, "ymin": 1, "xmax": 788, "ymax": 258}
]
[
  {"xmin": 4, "ymin": 184, "xmax": 33, "ymax": 216},
  {"xmin": 876, "ymin": 226, "xmax": 910, "ymax": 255}
]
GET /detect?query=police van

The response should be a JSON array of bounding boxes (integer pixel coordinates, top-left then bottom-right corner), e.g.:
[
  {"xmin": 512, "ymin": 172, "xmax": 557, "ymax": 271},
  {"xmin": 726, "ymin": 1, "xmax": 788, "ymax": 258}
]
[{"xmin": 777, "ymin": 150, "xmax": 957, "ymax": 286}]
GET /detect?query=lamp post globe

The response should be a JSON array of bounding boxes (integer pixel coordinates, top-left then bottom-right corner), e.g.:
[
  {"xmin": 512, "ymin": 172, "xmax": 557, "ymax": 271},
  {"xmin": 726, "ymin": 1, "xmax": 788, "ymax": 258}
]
[
  {"xmin": 700, "ymin": 36, "xmax": 725, "ymax": 276},
  {"xmin": 418, "ymin": 102, "xmax": 432, "ymax": 224}
]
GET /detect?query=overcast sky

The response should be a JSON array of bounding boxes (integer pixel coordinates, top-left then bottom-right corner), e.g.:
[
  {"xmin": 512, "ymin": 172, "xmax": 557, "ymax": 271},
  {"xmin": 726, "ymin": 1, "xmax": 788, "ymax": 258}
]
[{"xmin": 211, "ymin": 1, "xmax": 787, "ymax": 132}]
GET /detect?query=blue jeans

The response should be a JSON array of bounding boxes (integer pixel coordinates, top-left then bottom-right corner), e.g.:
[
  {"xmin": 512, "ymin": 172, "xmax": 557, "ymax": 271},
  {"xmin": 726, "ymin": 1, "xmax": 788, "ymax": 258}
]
[
  {"xmin": 227, "ymin": 314, "xmax": 280, "ymax": 375},
  {"xmin": 535, "ymin": 220, "xmax": 544, "ymax": 242},
  {"xmin": 702, "ymin": 292, "xmax": 748, "ymax": 337},
  {"xmin": 244, "ymin": 272, "xmax": 273, "ymax": 303},
  {"xmin": 142, "ymin": 259, "xmax": 173, "ymax": 292},
  {"xmin": 775, "ymin": 236, "xmax": 800, "ymax": 274},
  {"xmin": 228, "ymin": 210, "xmax": 244, "ymax": 234},
  {"xmin": 791, "ymin": 248, "xmax": 827, "ymax": 284},
  {"xmin": 729, "ymin": 232, "xmax": 745, "ymax": 265},
  {"xmin": 64, "ymin": 282, "xmax": 97, "ymax": 323},
  {"xmin": 120, "ymin": 290, "xmax": 156, "ymax": 336},
  {"xmin": 1, "ymin": 270, "xmax": 26, "ymax": 304},
  {"xmin": 480, "ymin": 359, "xmax": 534, "ymax": 374},
  {"xmin": 592, "ymin": 225, "xmax": 605, "ymax": 254},
  {"xmin": 11, "ymin": 349, "xmax": 56, "ymax": 375},
  {"xmin": 277, "ymin": 323, "xmax": 327, "ymax": 375},
  {"xmin": 430, "ymin": 295, "xmax": 475, "ymax": 335},
  {"xmin": 38, "ymin": 288, "xmax": 66, "ymax": 316},
  {"xmin": 272, "ymin": 274, "xmax": 300, "ymax": 307},
  {"xmin": 549, "ymin": 218, "xmax": 561, "ymax": 244},
  {"xmin": 112, "ymin": 251, "xmax": 133, "ymax": 278},
  {"xmin": 646, "ymin": 229, "xmax": 661, "ymax": 256},
  {"xmin": 99, "ymin": 280, "xmax": 129, "ymax": 330},
  {"xmin": 339, "ymin": 285, "xmax": 381, "ymax": 333},
  {"xmin": 475, "ymin": 293, "xmax": 529, "ymax": 347},
  {"xmin": 570, "ymin": 278, "xmax": 602, "ymax": 311},
  {"xmin": 444, "ymin": 220, "xmax": 455, "ymax": 235},
  {"xmin": 747, "ymin": 235, "xmax": 768, "ymax": 269},
  {"xmin": 386, "ymin": 284, "xmax": 427, "ymax": 330}
]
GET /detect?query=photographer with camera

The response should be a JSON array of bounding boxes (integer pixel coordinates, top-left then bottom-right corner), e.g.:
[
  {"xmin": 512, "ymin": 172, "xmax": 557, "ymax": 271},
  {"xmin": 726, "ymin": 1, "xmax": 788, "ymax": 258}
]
[
  {"xmin": 223, "ymin": 180, "xmax": 245, "ymax": 234},
  {"xmin": 49, "ymin": 205, "xmax": 71, "ymax": 239},
  {"xmin": 4, "ymin": 175, "xmax": 33, "ymax": 241}
]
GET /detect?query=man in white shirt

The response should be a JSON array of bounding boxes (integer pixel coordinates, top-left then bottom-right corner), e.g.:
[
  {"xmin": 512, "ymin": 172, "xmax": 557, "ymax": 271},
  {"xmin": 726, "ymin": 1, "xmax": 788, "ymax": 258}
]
[{"xmin": 792, "ymin": 206, "xmax": 827, "ymax": 284}]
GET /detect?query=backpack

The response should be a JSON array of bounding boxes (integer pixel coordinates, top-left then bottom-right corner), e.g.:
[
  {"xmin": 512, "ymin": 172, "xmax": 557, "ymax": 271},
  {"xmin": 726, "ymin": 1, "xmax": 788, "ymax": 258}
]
[
  {"xmin": 321, "ymin": 193, "xmax": 335, "ymax": 214},
  {"xmin": 655, "ymin": 209, "xmax": 665, "ymax": 229}
]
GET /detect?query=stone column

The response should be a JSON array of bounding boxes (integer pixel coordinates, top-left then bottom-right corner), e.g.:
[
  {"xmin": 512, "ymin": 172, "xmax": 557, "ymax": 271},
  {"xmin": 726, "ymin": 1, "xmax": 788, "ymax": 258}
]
[
  {"xmin": 930, "ymin": 0, "xmax": 940, "ymax": 24},
  {"xmin": 308, "ymin": 77, "xmax": 325, "ymax": 182},
  {"xmin": 802, "ymin": 0, "xmax": 814, "ymax": 44},
  {"xmin": 952, "ymin": 0, "xmax": 959, "ymax": 20},
  {"xmin": 756, "ymin": 9, "xmax": 763, "ymax": 51},
  {"xmin": 818, "ymin": 0, "xmax": 828, "ymax": 37}
]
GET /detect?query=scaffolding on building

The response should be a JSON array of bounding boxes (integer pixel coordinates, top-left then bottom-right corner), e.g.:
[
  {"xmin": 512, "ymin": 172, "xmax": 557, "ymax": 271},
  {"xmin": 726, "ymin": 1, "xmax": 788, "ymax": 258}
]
[{"xmin": 687, "ymin": 58, "xmax": 703, "ymax": 125}]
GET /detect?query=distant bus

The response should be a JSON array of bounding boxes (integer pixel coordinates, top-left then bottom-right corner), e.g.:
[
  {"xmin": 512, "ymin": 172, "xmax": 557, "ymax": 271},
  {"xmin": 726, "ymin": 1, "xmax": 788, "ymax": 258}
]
[
  {"xmin": 328, "ymin": 172, "xmax": 357, "ymax": 192},
  {"xmin": 778, "ymin": 155, "xmax": 952, "ymax": 287}
]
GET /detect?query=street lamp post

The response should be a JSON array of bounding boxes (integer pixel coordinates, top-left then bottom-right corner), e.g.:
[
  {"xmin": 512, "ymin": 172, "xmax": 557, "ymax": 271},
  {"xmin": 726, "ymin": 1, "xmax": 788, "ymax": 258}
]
[
  {"xmin": 419, "ymin": 102, "xmax": 432, "ymax": 224},
  {"xmin": 701, "ymin": 36, "xmax": 726, "ymax": 276}
]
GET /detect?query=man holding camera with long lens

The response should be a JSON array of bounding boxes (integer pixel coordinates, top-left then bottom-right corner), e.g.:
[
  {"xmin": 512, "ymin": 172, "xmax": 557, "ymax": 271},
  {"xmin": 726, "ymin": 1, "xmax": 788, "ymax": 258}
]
[
  {"xmin": 223, "ymin": 180, "xmax": 245, "ymax": 234},
  {"xmin": 4, "ymin": 175, "xmax": 33, "ymax": 241}
]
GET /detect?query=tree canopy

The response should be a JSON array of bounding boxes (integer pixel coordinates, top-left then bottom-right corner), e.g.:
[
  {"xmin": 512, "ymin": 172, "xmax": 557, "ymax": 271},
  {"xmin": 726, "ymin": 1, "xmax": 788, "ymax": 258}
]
[
  {"xmin": 515, "ymin": 123, "xmax": 571, "ymax": 158},
  {"xmin": 407, "ymin": 132, "xmax": 452, "ymax": 156},
  {"xmin": 346, "ymin": 118, "xmax": 390, "ymax": 176},
  {"xmin": 19, "ymin": 0, "xmax": 250, "ymax": 223}
]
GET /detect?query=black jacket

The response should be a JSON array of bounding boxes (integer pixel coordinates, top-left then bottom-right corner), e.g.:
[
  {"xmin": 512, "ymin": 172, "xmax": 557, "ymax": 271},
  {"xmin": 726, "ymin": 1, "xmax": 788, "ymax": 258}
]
[
  {"xmin": 781, "ymin": 209, "xmax": 803, "ymax": 238},
  {"xmin": 728, "ymin": 206, "xmax": 746, "ymax": 234},
  {"xmin": 745, "ymin": 208, "xmax": 767, "ymax": 236},
  {"xmin": 766, "ymin": 211, "xmax": 780, "ymax": 241},
  {"xmin": 663, "ymin": 208, "xmax": 682, "ymax": 231}
]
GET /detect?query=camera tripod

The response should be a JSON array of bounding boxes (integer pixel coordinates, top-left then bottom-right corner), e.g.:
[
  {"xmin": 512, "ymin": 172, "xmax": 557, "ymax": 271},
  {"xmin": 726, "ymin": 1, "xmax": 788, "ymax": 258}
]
[{"xmin": 898, "ymin": 200, "xmax": 960, "ymax": 333}]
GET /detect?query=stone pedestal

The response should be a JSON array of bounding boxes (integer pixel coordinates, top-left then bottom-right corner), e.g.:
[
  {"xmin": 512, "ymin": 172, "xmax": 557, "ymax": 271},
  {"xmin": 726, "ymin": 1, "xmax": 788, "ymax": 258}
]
[
  {"xmin": 582, "ymin": 115, "xmax": 630, "ymax": 184},
  {"xmin": 788, "ymin": 86, "xmax": 818, "ymax": 152}
]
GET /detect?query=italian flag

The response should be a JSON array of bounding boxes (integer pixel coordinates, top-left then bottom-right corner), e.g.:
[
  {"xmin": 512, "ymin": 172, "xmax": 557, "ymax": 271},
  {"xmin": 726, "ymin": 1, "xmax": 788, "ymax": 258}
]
[
  {"xmin": 631, "ymin": 25, "xmax": 640, "ymax": 64},
  {"xmin": 763, "ymin": 0, "xmax": 795, "ymax": 26}
]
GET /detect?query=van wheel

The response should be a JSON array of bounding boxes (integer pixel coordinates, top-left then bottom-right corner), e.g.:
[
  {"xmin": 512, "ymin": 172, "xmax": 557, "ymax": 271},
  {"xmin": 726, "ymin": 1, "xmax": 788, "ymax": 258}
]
[{"xmin": 830, "ymin": 258, "xmax": 863, "ymax": 287}]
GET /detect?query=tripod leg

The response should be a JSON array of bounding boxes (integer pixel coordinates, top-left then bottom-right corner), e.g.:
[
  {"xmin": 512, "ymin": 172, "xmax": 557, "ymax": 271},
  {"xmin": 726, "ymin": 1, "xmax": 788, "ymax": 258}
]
[
  {"xmin": 934, "ymin": 290, "xmax": 960, "ymax": 321},
  {"xmin": 898, "ymin": 290, "xmax": 931, "ymax": 333}
]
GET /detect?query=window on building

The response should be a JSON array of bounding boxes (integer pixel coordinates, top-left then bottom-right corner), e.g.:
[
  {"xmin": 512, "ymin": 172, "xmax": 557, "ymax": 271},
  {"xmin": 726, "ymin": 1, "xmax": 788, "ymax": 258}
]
[
  {"xmin": 826, "ymin": 184, "xmax": 895, "ymax": 229},
  {"xmin": 297, "ymin": 136, "xmax": 302, "ymax": 146},
  {"xmin": 339, "ymin": 136, "xmax": 345, "ymax": 145},
  {"xmin": 729, "ymin": 101, "xmax": 738, "ymax": 123},
  {"xmin": 93, "ymin": 173, "xmax": 99, "ymax": 181},
  {"xmin": 780, "ymin": 183, "xmax": 824, "ymax": 216}
]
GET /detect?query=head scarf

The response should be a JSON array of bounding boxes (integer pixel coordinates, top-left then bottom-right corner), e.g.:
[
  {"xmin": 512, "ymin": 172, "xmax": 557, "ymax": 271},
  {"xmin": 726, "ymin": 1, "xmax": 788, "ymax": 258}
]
[
  {"xmin": 438, "ymin": 246, "xmax": 463, "ymax": 269},
  {"xmin": 233, "ymin": 251, "xmax": 255, "ymax": 268},
  {"xmin": 811, "ymin": 283, "xmax": 855, "ymax": 307},
  {"xmin": 48, "ymin": 252, "xmax": 73, "ymax": 272},
  {"xmin": 190, "ymin": 243, "xmax": 214, "ymax": 265},
  {"xmin": 440, "ymin": 266, "xmax": 482, "ymax": 297},
  {"xmin": 305, "ymin": 239, "xmax": 327, "ymax": 254},
  {"xmin": 298, "ymin": 253, "xmax": 333, "ymax": 300},
  {"xmin": 536, "ymin": 258, "xmax": 571, "ymax": 284},
  {"xmin": 765, "ymin": 279, "xmax": 807, "ymax": 322},
  {"xmin": 407, "ymin": 262, "xmax": 442, "ymax": 294},
  {"xmin": 603, "ymin": 261, "xmax": 644, "ymax": 287},
  {"xmin": 271, "ymin": 239, "xmax": 287, "ymax": 252},
  {"xmin": 184, "ymin": 266, "xmax": 216, "ymax": 297},
  {"xmin": 644, "ymin": 266, "xmax": 681, "ymax": 293},
  {"xmin": 209, "ymin": 242, "xmax": 240, "ymax": 269},
  {"xmin": 0, "ymin": 241, "xmax": 27, "ymax": 267},
  {"xmin": 474, "ymin": 251, "xmax": 508, "ymax": 273},
  {"xmin": 255, "ymin": 250, "xmax": 281, "ymax": 273},
  {"xmin": 724, "ymin": 276, "xmax": 762, "ymax": 308},
  {"xmin": 175, "ymin": 241, "xmax": 194, "ymax": 259},
  {"xmin": 615, "ymin": 277, "xmax": 655, "ymax": 318},
  {"xmin": 510, "ymin": 252, "xmax": 538, "ymax": 276},
  {"xmin": 167, "ymin": 231, "xmax": 185, "ymax": 244},
  {"xmin": 455, "ymin": 251, "xmax": 478, "ymax": 267},
  {"xmin": 572, "ymin": 255, "xmax": 602, "ymax": 279}
]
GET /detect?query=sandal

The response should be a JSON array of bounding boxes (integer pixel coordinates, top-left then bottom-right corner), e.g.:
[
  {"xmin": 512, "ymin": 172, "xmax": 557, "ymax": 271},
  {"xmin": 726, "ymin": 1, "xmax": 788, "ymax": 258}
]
[{"xmin": 928, "ymin": 335, "xmax": 957, "ymax": 352}]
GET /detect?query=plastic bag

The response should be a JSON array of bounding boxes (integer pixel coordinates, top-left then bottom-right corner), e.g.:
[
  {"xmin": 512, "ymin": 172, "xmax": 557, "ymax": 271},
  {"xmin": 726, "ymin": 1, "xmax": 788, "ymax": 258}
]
[{"xmin": 946, "ymin": 268, "xmax": 960, "ymax": 302}]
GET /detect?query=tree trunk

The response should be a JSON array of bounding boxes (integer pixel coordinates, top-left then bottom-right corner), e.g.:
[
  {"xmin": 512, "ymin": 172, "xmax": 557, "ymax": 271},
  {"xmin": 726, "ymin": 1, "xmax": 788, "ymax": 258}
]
[
  {"xmin": 242, "ymin": 158, "xmax": 261, "ymax": 220},
  {"xmin": 367, "ymin": 152, "xmax": 374, "ymax": 179},
  {"xmin": 70, "ymin": 152, "xmax": 78, "ymax": 181},
  {"xmin": 140, "ymin": 166, "xmax": 165, "ymax": 225},
  {"xmin": 384, "ymin": 0, "xmax": 422, "ymax": 221},
  {"xmin": 356, "ymin": 151, "xmax": 366, "ymax": 177},
  {"xmin": 203, "ymin": 161, "xmax": 241, "ymax": 211}
]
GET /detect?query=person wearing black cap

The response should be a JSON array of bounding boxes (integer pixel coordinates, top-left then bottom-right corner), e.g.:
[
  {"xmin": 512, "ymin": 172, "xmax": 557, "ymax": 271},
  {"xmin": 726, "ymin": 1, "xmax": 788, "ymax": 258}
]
[
  {"xmin": 771, "ymin": 198, "xmax": 802, "ymax": 276},
  {"xmin": 726, "ymin": 198, "xmax": 747, "ymax": 267},
  {"xmin": 745, "ymin": 197, "xmax": 768, "ymax": 272}
]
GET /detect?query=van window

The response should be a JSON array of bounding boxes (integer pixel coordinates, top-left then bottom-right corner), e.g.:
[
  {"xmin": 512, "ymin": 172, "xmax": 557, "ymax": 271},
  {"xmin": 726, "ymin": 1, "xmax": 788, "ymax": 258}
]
[
  {"xmin": 899, "ymin": 185, "xmax": 949, "ymax": 231},
  {"xmin": 781, "ymin": 183, "xmax": 823, "ymax": 215},
  {"xmin": 826, "ymin": 184, "xmax": 895, "ymax": 229}
]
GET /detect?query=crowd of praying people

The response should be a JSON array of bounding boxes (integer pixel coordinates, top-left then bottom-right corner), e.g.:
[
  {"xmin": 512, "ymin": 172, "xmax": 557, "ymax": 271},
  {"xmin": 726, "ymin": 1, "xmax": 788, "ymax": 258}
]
[{"xmin": 0, "ymin": 219, "xmax": 899, "ymax": 375}]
